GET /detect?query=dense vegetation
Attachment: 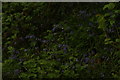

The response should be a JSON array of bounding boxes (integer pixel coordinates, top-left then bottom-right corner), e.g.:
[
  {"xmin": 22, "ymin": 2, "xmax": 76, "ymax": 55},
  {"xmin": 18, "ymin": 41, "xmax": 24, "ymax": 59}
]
[{"xmin": 2, "ymin": 2, "xmax": 120, "ymax": 79}]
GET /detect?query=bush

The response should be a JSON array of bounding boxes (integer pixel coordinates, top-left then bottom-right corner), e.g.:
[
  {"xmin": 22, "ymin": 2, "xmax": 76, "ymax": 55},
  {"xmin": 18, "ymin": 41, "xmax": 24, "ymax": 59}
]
[{"xmin": 2, "ymin": 2, "xmax": 120, "ymax": 79}]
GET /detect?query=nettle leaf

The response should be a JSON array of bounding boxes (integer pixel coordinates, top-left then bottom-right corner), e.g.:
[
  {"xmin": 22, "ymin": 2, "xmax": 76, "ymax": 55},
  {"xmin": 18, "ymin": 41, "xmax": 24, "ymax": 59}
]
[
  {"xmin": 104, "ymin": 38, "xmax": 113, "ymax": 44},
  {"xmin": 110, "ymin": 20, "xmax": 115, "ymax": 25},
  {"xmin": 19, "ymin": 73, "xmax": 28, "ymax": 78},
  {"xmin": 30, "ymin": 41, "xmax": 37, "ymax": 47},
  {"xmin": 23, "ymin": 59, "xmax": 37, "ymax": 68},
  {"xmin": 104, "ymin": 13, "xmax": 110, "ymax": 17},
  {"xmin": 103, "ymin": 3, "xmax": 115, "ymax": 10},
  {"xmin": 47, "ymin": 73, "xmax": 58, "ymax": 78},
  {"xmin": 20, "ymin": 73, "xmax": 37, "ymax": 78},
  {"xmin": 20, "ymin": 48, "xmax": 25, "ymax": 50},
  {"xmin": 28, "ymin": 73, "xmax": 37, "ymax": 78},
  {"xmin": 28, "ymin": 67, "xmax": 40, "ymax": 73},
  {"xmin": 97, "ymin": 16, "xmax": 106, "ymax": 29},
  {"xmin": 114, "ymin": 10, "xmax": 120, "ymax": 13},
  {"xmin": 38, "ymin": 59, "xmax": 48, "ymax": 65},
  {"xmin": 105, "ymin": 38, "xmax": 111, "ymax": 42},
  {"xmin": 80, "ymin": 64, "xmax": 88, "ymax": 70},
  {"xmin": 111, "ymin": 14, "xmax": 116, "ymax": 18},
  {"xmin": 105, "ymin": 41, "xmax": 113, "ymax": 44},
  {"xmin": 61, "ymin": 64, "xmax": 70, "ymax": 69},
  {"xmin": 115, "ymin": 51, "xmax": 120, "ymax": 57},
  {"xmin": 112, "ymin": 73, "xmax": 120, "ymax": 79},
  {"xmin": 44, "ymin": 34, "xmax": 53, "ymax": 40},
  {"xmin": 11, "ymin": 34, "xmax": 17, "ymax": 39},
  {"xmin": 47, "ymin": 30, "xmax": 52, "ymax": 33},
  {"xmin": 8, "ymin": 46, "xmax": 14, "ymax": 51},
  {"xmin": 116, "ymin": 39, "xmax": 120, "ymax": 42}
]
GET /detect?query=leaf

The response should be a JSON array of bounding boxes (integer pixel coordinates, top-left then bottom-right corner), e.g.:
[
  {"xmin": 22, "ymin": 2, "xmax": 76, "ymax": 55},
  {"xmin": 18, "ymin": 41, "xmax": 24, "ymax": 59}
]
[
  {"xmin": 44, "ymin": 34, "xmax": 53, "ymax": 40},
  {"xmin": 104, "ymin": 13, "xmax": 110, "ymax": 17},
  {"xmin": 104, "ymin": 38, "xmax": 113, "ymax": 44},
  {"xmin": 103, "ymin": 3, "xmax": 115, "ymax": 10},
  {"xmin": 96, "ymin": 14, "xmax": 101, "ymax": 17},
  {"xmin": 11, "ymin": 34, "xmax": 17, "ymax": 39},
  {"xmin": 115, "ymin": 51, "xmax": 120, "ymax": 57},
  {"xmin": 116, "ymin": 39, "xmax": 120, "ymax": 42},
  {"xmin": 23, "ymin": 59, "xmax": 37, "ymax": 68},
  {"xmin": 30, "ymin": 41, "xmax": 37, "ymax": 47},
  {"xmin": 97, "ymin": 16, "xmax": 106, "ymax": 29},
  {"xmin": 105, "ymin": 41, "xmax": 113, "ymax": 44},
  {"xmin": 105, "ymin": 38, "xmax": 111, "ymax": 42},
  {"xmin": 38, "ymin": 59, "xmax": 48, "ymax": 65},
  {"xmin": 19, "ymin": 73, "xmax": 28, "ymax": 78},
  {"xmin": 8, "ymin": 46, "xmax": 14, "ymax": 51},
  {"xmin": 47, "ymin": 73, "xmax": 58, "ymax": 78},
  {"xmin": 114, "ymin": 10, "xmax": 120, "ymax": 13},
  {"xmin": 20, "ymin": 73, "xmax": 37, "ymax": 78}
]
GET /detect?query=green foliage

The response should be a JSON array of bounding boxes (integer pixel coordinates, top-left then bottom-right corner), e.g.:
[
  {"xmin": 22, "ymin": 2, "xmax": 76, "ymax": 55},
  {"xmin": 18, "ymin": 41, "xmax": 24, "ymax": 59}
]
[
  {"xmin": 2, "ymin": 2, "xmax": 120, "ymax": 79},
  {"xmin": 103, "ymin": 3, "xmax": 115, "ymax": 10}
]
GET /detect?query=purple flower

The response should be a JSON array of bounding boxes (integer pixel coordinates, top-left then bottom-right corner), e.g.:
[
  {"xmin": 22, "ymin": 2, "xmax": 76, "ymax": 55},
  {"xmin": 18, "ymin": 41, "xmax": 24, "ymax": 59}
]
[
  {"xmin": 14, "ymin": 69, "xmax": 20, "ymax": 75},
  {"xmin": 76, "ymin": 59, "xmax": 79, "ymax": 62},
  {"xmin": 62, "ymin": 70, "xmax": 64, "ymax": 73},
  {"xmin": 57, "ymin": 58, "xmax": 61, "ymax": 61},
  {"xmin": 63, "ymin": 44, "xmax": 67, "ymax": 47},
  {"xmin": 19, "ymin": 58, "xmax": 24, "ymax": 62},
  {"xmin": 42, "ymin": 40, "xmax": 49, "ymax": 43},
  {"xmin": 58, "ymin": 44, "xmax": 62, "ymax": 48},
  {"xmin": 15, "ymin": 51, "xmax": 19, "ymax": 54},
  {"xmin": 112, "ymin": 25, "xmax": 117, "ymax": 27},
  {"xmin": 34, "ymin": 53, "xmax": 38, "ymax": 55},
  {"xmin": 63, "ymin": 44, "xmax": 68, "ymax": 53},
  {"xmin": 25, "ymin": 35, "xmax": 35, "ymax": 39},
  {"xmin": 20, "ymin": 37, "xmax": 24, "ymax": 40},
  {"xmin": 35, "ymin": 47, "xmax": 38, "ymax": 49},
  {"xmin": 83, "ymin": 57, "xmax": 90, "ymax": 64},
  {"xmin": 43, "ymin": 48, "xmax": 47, "ymax": 52},
  {"xmin": 118, "ymin": 22, "xmax": 120, "ymax": 25},
  {"xmin": 53, "ymin": 33, "xmax": 57, "ymax": 35},
  {"xmin": 101, "ymin": 56, "xmax": 107, "ymax": 60},
  {"xmin": 24, "ymin": 49, "xmax": 28, "ymax": 52},
  {"xmin": 63, "ymin": 47, "xmax": 67, "ymax": 53},
  {"xmin": 52, "ymin": 27, "xmax": 57, "ymax": 32},
  {"xmin": 83, "ymin": 53, "xmax": 89, "ymax": 57},
  {"xmin": 85, "ymin": 13, "xmax": 91, "ymax": 17},
  {"xmin": 89, "ymin": 32, "xmax": 95, "ymax": 37},
  {"xmin": 100, "ymin": 73, "xmax": 105, "ymax": 78},
  {"xmin": 62, "ymin": 30, "xmax": 64, "ymax": 32},
  {"xmin": 9, "ymin": 55, "xmax": 17, "ymax": 59},
  {"xmin": 89, "ymin": 22, "xmax": 93, "ymax": 26},
  {"xmin": 14, "ymin": 42, "xmax": 16, "ymax": 45},
  {"xmin": 65, "ymin": 27, "xmax": 70, "ymax": 30},
  {"xmin": 79, "ymin": 10, "xmax": 86, "ymax": 14},
  {"xmin": 90, "ymin": 59, "xmax": 94, "ymax": 64},
  {"xmin": 72, "ymin": 66, "xmax": 75, "ymax": 69},
  {"xmin": 70, "ymin": 31, "xmax": 74, "ymax": 34},
  {"xmin": 36, "ymin": 38, "xmax": 41, "ymax": 41},
  {"xmin": 78, "ymin": 24, "xmax": 82, "ymax": 26}
]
